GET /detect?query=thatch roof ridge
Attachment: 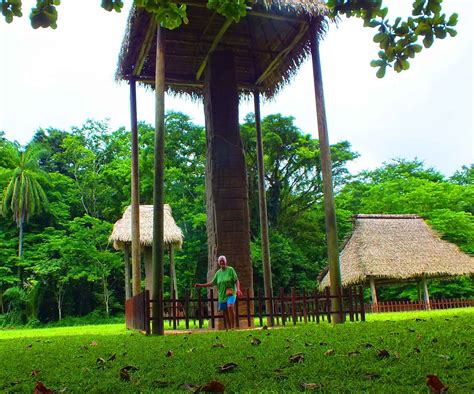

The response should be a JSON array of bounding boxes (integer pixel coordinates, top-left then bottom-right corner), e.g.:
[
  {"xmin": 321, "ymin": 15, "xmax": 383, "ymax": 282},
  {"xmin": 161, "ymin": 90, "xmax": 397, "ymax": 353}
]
[
  {"xmin": 110, "ymin": 204, "xmax": 184, "ymax": 250},
  {"xmin": 320, "ymin": 215, "xmax": 474, "ymax": 288}
]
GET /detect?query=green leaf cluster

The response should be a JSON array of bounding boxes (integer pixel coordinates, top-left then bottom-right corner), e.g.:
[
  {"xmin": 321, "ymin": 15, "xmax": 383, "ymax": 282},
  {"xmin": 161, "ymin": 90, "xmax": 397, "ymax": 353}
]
[
  {"xmin": 135, "ymin": 0, "xmax": 188, "ymax": 30},
  {"xmin": 1, "ymin": 0, "xmax": 22, "ymax": 23},
  {"xmin": 30, "ymin": 0, "xmax": 60, "ymax": 29},
  {"xmin": 207, "ymin": 0, "xmax": 247, "ymax": 23}
]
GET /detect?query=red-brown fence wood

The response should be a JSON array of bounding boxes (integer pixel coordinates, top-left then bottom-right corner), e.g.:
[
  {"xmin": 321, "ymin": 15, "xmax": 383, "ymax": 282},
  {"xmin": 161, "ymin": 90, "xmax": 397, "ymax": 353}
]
[
  {"xmin": 125, "ymin": 287, "xmax": 366, "ymax": 334},
  {"xmin": 366, "ymin": 298, "xmax": 474, "ymax": 313}
]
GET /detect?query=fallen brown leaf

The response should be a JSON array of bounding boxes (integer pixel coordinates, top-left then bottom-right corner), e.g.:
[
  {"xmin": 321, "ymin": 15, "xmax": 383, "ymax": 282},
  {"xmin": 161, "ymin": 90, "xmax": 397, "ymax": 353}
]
[
  {"xmin": 166, "ymin": 350, "xmax": 173, "ymax": 357},
  {"xmin": 251, "ymin": 338, "xmax": 261, "ymax": 346},
  {"xmin": 414, "ymin": 347, "xmax": 421, "ymax": 353},
  {"xmin": 438, "ymin": 354, "xmax": 452, "ymax": 360},
  {"xmin": 31, "ymin": 369, "xmax": 40, "ymax": 377},
  {"xmin": 183, "ymin": 383, "xmax": 200, "ymax": 392},
  {"xmin": 212, "ymin": 343, "xmax": 225, "ymax": 348},
  {"xmin": 107, "ymin": 353, "xmax": 117, "ymax": 362},
  {"xmin": 200, "ymin": 380, "xmax": 225, "ymax": 392},
  {"xmin": 217, "ymin": 362, "xmax": 238, "ymax": 373},
  {"xmin": 300, "ymin": 383, "xmax": 320, "ymax": 391},
  {"xmin": 26, "ymin": 344, "xmax": 33, "ymax": 348},
  {"xmin": 324, "ymin": 349, "xmax": 335, "ymax": 356},
  {"xmin": 289, "ymin": 353, "xmax": 305, "ymax": 363},
  {"xmin": 34, "ymin": 381, "xmax": 53, "ymax": 394},
  {"xmin": 319, "ymin": 342, "xmax": 328, "ymax": 346},
  {"xmin": 376, "ymin": 349, "xmax": 390, "ymax": 359},
  {"xmin": 426, "ymin": 375, "xmax": 448, "ymax": 393},
  {"xmin": 90, "ymin": 340, "xmax": 98, "ymax": 346},
  {"xmin": 348, "ymin": 351, "xmax": 360, "ymax": 357},
  {"xmin": 120, "ymin": 369, "xmax": 131, "ymax": 382},
  {"xmin": 304, "ymin": 342, "xmax": 314, "ymax": 347}
]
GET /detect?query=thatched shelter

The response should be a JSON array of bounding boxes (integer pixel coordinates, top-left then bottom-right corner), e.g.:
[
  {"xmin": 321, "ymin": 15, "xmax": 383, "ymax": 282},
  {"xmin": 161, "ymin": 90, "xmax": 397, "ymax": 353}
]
[
  {"xmin": 320, "ymin": 214, "xmax": 474, "ymax": 306},
  {"xmin": 116, "ymin": 0, "xmax": 329, "ymax": 98},
  {"xmin": 110, "ymin": 204, "xmax": 183, "ymax": 299}
]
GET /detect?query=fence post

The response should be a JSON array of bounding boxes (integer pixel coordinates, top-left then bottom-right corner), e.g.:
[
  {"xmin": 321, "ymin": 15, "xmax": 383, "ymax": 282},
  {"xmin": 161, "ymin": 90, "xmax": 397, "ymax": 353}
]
[
  {"xmin": 358, "ymin": 287, "xmax": 365, "ymax": 322},
  {"xmin": 314, "ymin": 289, "xmax": 320, "ymax": 323},
  {"xmin": 197, "ymin": 287, "xmax": 203, "ymax": 329},
  {"xmin": 210, "ymin": 288, "xmax": 215, "ymax": 330},
  {"xmin": 302, "ymin": 289, "xmax": 308, "ymax": 324},
  {"xmin": 269, "ymin": 287, "xmax": 275, "ymax": 327},
  {"xmin": 246, "ymin": 288, "xmax": 252, "ymax": 328},
  {"xmin": 325, "ymin": 287, "xmax": 332, "ymax": 324},
  {"xmin": 348, "ymin": 287, "xmax": 354, "ymax": 322},
  {"xmin": 257, "ymin": 288, "xmax": 263, "ymax": 327},
  {"xmin": 172, "ymin": 289, "xmax": 177, "ymax": 330},
  {"xmin": 291, "ymin": 287, "xmax": 297, "ymax": 325},
  {"xmin": 184, "ymin": 289, "xmax": 190, "ymax": 330},
  {"xmin": 280, "ymin": 288, "xmax": 286, "ymax": 326}
]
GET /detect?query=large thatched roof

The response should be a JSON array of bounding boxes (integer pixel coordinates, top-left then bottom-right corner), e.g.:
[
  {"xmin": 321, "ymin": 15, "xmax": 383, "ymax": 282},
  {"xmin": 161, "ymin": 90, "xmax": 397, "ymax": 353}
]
[
  {"xmin": 110, "ymin": 204, "xmax": 183, "ymax": 250},
  {"xmin": 116, "ymin": 0, "xmax": 328, "ymax": 99},
  {"xmin": 320, "ymin": 214, "xmax": 474, "ymax": 288}
]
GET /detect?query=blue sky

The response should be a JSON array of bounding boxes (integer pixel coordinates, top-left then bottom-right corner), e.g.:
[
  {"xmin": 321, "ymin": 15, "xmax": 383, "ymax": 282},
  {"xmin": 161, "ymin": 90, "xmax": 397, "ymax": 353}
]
[{"xmin": 0, "ymin": 0, "xmax": 472, "ymax": 176}]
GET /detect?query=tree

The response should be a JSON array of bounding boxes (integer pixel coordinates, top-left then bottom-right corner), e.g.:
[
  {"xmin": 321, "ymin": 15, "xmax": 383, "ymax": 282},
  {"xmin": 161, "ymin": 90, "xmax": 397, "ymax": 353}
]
[
  {"xmin": 1, "ymin": 0, "xmax": 458, "ymax": 77},
  {"xmin": 0, "ymin": 144, "xmax": 49, "ymax": 281}
]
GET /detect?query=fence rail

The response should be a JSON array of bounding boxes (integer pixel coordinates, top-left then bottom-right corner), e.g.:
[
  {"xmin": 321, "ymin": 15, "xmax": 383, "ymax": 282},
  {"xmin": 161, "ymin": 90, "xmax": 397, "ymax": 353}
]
[
  {"xmin": 125, "ymin": 287, "xmax": 365, "ymax": 334},
  {"xmin": 365, "ymin": 298, "xmax": 474, "ymax": 313}
]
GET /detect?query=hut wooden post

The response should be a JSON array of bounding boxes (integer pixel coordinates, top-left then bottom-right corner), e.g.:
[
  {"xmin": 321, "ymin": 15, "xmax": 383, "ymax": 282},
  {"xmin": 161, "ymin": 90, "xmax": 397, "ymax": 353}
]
[
  {"xmin": 309, "ymin": 19, "xmax": 343, "ymax": 323},
  {"xmin": 130, "ymin": 78, "xmax": 141, "ymax": 296},
  {"xmin": 152, "ymin": 25, "xmax": 166, "ymax": 335},
  {"xmin": 421, "ymin": 276, "xmax": 431, "ymax": 310},
  {"xmin": 254, "ymin": 90, "xmax": 273, "ymax": 321},
  {"xmin": 369, "ymin": 277, "xmax": 378, "ymax": 312},
  {"xmin": 124, "ymin": 244, "xmax": 132, "ymax": 300},
  {"xmin": 169, "ymin": 245, "xmax": 178, "ymax": 300}
]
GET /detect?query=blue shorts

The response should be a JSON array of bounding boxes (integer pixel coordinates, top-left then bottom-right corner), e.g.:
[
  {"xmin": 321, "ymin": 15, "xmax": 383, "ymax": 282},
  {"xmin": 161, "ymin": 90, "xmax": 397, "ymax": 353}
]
[{"xmin": 218, "ymin": 295, "xmax": 236, "ymax": 311}]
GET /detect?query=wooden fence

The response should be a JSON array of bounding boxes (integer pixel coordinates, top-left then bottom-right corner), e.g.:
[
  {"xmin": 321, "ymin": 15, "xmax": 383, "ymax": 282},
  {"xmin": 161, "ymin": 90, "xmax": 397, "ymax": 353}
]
[
  {"xmin": 125, "ymin": 287, "xmax": 365, "ymax": 334},
  {"xmin": 366, "ymin": 298, "xmax": 474, "ymax": 313}
]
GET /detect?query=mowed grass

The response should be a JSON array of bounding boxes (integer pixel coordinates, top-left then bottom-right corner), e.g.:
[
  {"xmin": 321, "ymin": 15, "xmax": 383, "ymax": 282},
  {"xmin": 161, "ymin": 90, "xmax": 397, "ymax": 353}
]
[{"xmin": 1, "ymin": 309, "xmax": 473, "ymax": 393}]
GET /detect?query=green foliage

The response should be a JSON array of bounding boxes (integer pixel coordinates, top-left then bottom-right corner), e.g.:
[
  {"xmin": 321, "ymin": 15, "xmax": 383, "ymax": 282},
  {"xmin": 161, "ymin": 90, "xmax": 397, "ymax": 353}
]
[
  {"xmin": 328, "ymin": 0, "xmax": 458, "ymax": 77},
  {"xmin": 30, "ymin": 0, "xmax": 61, "ymax": 29}
]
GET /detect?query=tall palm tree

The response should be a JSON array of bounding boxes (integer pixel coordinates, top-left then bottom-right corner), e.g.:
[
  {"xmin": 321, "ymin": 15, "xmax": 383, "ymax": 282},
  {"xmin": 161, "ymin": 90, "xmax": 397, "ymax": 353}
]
[{"xmin": 1, "ymin": 144, "xmax": 49, "ymax": 280}]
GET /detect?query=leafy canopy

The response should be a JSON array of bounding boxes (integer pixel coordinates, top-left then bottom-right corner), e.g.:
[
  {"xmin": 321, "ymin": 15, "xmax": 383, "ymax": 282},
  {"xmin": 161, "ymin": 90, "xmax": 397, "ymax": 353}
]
[{"xmin": 0, "ymin": 0, "xmax": 458, "ymax": 77}]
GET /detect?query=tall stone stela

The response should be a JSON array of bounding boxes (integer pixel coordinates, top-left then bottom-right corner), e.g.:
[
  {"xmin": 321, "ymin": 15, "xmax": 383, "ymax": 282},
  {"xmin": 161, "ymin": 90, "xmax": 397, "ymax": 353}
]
[{"xmin": 203, "ymin": 50, "xmax": 254, "ymax": 328}]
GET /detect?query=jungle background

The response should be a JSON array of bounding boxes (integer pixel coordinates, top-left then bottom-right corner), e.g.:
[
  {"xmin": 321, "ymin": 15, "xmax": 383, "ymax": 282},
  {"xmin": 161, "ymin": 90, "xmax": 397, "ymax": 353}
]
[{"xmin": 0, "ymin": 112, "xmax": 472, "ymax": 326}]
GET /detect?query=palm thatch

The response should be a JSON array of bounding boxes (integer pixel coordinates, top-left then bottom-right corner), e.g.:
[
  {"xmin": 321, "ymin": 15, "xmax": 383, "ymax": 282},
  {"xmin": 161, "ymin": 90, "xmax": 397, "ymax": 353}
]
[
  {"xmin": 320, "ymin": 214, "xmax": 474, "ymax": 288},
  {"xmin": 110, "ymin": 204, "xmax": 183, "ymax": 250},
  {"xmin": 116, "ymin": 0, "xmax": 329, "ymax": 99}
]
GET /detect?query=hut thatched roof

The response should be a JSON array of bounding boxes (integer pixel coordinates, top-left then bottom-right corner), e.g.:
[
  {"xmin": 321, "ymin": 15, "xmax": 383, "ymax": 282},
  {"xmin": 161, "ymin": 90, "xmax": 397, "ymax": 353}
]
[
  {"xmin": 110, "ymin": 204, "xmax": 183, "ymax": 250},
  {"xmin": 320, "ymin": 214, "xmax": 474, "ymax": 288},
  {"xmin": 116, "ymin": 0, "xmax": 328, "ymax": 99}
]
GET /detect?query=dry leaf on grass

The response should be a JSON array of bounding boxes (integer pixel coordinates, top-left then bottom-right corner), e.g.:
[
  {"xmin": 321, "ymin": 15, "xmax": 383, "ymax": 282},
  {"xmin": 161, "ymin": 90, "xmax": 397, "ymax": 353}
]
[
  {"xmin": 217, "ymin": 362, "xmax": 238, "ymax": 373},
  {"xmin": 324, "ymin": 349, "xmax": 335, "ymax": 356},
  {"xmin": 414, "ymin": 348, "xmax": 421, "ymax": 353},
  {"xmin": 289, "ymin": 353, "xmax": 305, "ymax": 363},
  {"xmin": 300, "ymin": 383, "xmax": 320, "ymax": 391},
  {"xmin": 376, "ymin": 349, "xmax": 390, "ymax": 359},
  {"xmin": 31, "ymin": 369, "xmax": 40, "ymax": 377},
  {"xmin": 319, "ymin": 342, "xmax": 328, "ymax": 346},
  {"xmin": 166, "ymin": 350, "xmax": 173, "ymax": 357},
  {"xmin": 107, "ymin": 353, "xmax": 116, "ymax": 362},
  {"xmin": 426, "ymin": 375, "xmax": 448, "ymax": 393},
  {"xmin": 34, "ymin": 381, "xmax": 53, "ymax": 394},
  {"xmin": 90, "ymin": 341, "xmax": 98, "ymax": 346},
  {"xmin": 200, "ymin": 380, "xmax": 226, "ymax": 392},
  {"xmin": 212, "ymin": 343, "xmax": 225, "ymax": 348},
  {"xmin": 348, "ymin": 351, "xmax": 360, "ymax": 357},
  {"xmin": 251, "ymin": 338, "xmax": 261, "ymax": 346}
]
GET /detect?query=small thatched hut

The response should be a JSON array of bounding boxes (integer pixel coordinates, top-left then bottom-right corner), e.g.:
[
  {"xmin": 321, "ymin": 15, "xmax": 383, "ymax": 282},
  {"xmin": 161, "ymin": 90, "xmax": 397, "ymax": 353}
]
[
  {"xmin": 320, "ymin": 214, "xmax": 474, "ymax": 306},
  {"xmin": 110, "ymin": 204, "xmax": 184, "ymax": 299}
]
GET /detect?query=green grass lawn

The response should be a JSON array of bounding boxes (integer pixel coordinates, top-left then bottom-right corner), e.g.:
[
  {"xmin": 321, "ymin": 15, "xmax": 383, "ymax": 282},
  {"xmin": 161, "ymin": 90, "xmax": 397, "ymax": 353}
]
[{"xmin": 1, "ymin": 309, "xmax": 473, "ymax": 393}]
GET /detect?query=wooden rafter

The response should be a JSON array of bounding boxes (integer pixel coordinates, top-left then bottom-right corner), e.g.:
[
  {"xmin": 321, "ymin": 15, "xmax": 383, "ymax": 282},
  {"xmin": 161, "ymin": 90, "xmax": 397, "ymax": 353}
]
[
  {"xmin": 255, "ymin": 22, "xmax": 308, "ymax": 85},
  {"xmin": 134, "ymin": 18, "xmax": 157, "ymax": 76},
  {"xmin": 195, "ymin": 18, "xmax": 233, "ymax": 81}
]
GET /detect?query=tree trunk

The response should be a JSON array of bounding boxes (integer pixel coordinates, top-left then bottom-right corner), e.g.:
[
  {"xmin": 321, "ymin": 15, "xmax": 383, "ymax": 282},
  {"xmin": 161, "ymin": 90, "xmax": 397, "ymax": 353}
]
[
  {"xmin": 203, "ymin": 50, "xmax": 253, "ymax": 329},
  {"xmin": 17, "ymin": 218, "xmax": 24, "ymax": 282}
]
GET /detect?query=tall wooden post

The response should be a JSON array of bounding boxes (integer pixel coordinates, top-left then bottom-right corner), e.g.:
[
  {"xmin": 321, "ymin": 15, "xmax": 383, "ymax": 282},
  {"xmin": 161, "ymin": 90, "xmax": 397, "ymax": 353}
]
[
  {"xmin": 421, "ymin": 276, "xmax": 431, "ymax": 310},
  {"xmin": 169, "ymin": 246, "xmax": 178, "ymax": 299},
  {"xmin": 254, "ymin": 90, "xmax": 273, "ymax": 320},
  {"xmin": 124, "ymin": 244, "xmax": 132, "ymax": 300},
  {"xmin": 309, "ymin": 19, "xmax": 343, "ymax": 323},
  {"xmin": 152, "ymin": 25, "xmax": 165, "ymax": 335},
  {"xmin": 130, "ymin": 78, "xmax": 141, "ymax": 296},
  {"xmin": 369, "ymin": 277, "xmax": 378, "ymax": 312}
]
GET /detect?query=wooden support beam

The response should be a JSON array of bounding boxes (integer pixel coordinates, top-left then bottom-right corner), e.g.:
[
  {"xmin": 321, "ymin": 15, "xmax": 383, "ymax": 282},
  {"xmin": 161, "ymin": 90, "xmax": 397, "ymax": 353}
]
[
  {"xmin": 421, "ymin": 276, "xmax": 431, "ymax": 310},
  {"xmin": 369, "ymin": 277, "xmax": 378, "ymax": 306},
  {"xmin": 129, "ymin": 79, "xmax": 141, "ymax": 296},
  {"xmin": 255, "ymin": 22, "xmax": 308, "ymax": 85},
  {"xmin": 309, "ymin": 19, "xmax": 343, "ymax": 324},
  {"xmin": 134, "ymin": 18, "xmax": 158, "ymax": 77},
  {"xmin": 196, "ymin": 18, "xmax": 233, "ymax": 81},
  {"xmin": 152, "ymin": 25, "xmax": 166, "ymax": 336}
]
